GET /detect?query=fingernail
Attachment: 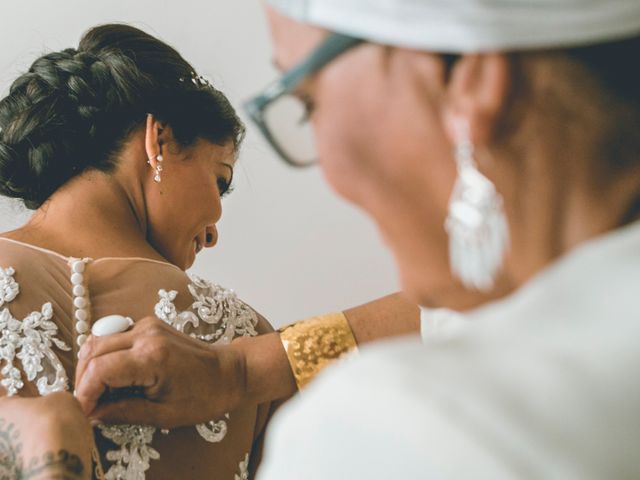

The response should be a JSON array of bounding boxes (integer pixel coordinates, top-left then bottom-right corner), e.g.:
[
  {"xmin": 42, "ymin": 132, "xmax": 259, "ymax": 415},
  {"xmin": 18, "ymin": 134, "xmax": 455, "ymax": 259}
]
[{"xmin": 90, "ymin": 418, "xmax": 102, "ymax": 427}]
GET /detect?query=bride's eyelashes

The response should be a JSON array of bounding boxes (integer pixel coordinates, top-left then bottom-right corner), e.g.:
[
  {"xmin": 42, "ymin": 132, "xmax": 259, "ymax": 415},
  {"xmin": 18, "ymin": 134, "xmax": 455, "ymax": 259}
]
[
  {"xmin": 221, "ymin": 185, "xmax": 235, "ymax": 198},
  {"xmin": 217, "ymin": 176, "xmax": 234, "ymax": 198}
]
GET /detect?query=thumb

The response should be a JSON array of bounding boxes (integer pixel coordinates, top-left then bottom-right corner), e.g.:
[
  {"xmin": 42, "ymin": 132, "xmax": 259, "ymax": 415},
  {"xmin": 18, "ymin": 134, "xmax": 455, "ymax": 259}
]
[{"xmin": 90, "ymin": 398, "xmax": 162, "ymax": 427}]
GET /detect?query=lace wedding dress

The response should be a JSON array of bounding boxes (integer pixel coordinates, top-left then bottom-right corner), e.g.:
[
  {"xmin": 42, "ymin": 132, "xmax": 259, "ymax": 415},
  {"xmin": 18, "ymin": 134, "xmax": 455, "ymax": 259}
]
[{"xmin": 0, "ymin": 237, "xmax": 270, "ymax": 480}]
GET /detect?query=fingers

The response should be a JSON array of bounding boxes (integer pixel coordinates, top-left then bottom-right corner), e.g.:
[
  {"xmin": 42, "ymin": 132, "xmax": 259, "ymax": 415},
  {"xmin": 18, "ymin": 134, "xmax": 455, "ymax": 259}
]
[
  {"xmin": 75, "ymin": 316, "xmax": 166, "ymax": 390},
  {"xmin": 75, "ymin": 350, "xmax": 159, "ymax": 416},
  {"xmin": 75, "ymin": 330, "xmax": 136, "ymax": 390},
  {"xmin": 90, "ymin": 398, "xmax": 161, "ymax": 427}
]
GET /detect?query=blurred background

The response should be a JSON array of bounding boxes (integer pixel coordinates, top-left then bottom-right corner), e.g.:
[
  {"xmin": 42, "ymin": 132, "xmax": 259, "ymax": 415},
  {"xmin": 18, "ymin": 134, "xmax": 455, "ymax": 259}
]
[{"xmin": 0, "ymin": 0, "xmax": 399, "ymax": 327}]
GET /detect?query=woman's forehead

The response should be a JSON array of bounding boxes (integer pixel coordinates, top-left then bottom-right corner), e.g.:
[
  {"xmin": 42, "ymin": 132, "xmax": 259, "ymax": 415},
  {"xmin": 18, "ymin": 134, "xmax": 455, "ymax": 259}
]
[{"xmin": 266, "ymin": 5, "xmax": 327, "ymax": 71}]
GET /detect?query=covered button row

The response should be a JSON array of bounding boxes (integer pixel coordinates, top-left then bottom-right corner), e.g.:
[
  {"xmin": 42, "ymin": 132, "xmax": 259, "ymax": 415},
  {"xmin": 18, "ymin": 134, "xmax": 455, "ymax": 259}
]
[{"xmin": 70, "ymin": 260, "xmax": 90, "ymax": 347}]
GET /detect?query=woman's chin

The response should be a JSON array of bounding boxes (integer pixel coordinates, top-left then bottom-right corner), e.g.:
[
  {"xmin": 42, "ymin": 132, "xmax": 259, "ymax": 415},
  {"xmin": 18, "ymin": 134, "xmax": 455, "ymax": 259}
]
[
  {"xmin": 183, "ymin": 239, "xmax": 202, "ymax": 270},
  {"xmin": 185, "ymin": 251, "xmax": 197, "ymax": 270}
]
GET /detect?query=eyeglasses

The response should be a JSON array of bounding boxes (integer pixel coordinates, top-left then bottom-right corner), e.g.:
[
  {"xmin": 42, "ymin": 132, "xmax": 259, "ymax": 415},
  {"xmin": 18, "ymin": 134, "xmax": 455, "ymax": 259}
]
[{"xmin": 243, "ymin": 33, "xmax": 364, "ymax": 167}]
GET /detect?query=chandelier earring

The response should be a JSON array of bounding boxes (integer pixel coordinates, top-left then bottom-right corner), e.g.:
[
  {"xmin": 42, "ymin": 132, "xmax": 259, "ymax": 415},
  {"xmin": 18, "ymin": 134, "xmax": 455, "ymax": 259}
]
[{"xmin": 445, "ymin": 120, "xmax": 509, "ymax": 291}]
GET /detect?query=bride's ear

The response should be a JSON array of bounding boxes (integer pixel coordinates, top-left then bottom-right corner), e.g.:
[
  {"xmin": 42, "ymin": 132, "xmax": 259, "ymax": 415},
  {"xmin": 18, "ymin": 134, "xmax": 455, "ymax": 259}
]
[
  {"xmin": 145, "ymin": 114, "xmax": 171, "ymax": 169},
  {"xmin": 145, "ymin": 114, "xmax": 161, "ymax": 163},
  {"xmin": 442, "ymin": 53, "xmax": 511, "ymax": 146}
]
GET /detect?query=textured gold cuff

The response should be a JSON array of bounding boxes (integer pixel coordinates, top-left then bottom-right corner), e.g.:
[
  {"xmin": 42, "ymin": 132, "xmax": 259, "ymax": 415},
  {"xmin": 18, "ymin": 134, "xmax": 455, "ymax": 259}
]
[{"xmin": 278, "ymin": 312, "xmax": 358, "ymax": 390}]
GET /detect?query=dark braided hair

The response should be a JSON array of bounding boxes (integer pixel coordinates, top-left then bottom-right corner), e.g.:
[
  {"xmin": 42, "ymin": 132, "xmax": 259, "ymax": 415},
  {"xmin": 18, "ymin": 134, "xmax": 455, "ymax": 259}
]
[{"xmin": 0, "ymin": 24, "xmax": 245, "ymax": 210}]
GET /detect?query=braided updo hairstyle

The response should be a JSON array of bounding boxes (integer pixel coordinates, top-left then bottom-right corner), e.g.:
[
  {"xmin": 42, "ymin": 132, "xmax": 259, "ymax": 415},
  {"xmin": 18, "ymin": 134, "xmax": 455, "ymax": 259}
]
[{"xmin": 0, "ymin": 24, "xmax": 245, "ymax": 210}]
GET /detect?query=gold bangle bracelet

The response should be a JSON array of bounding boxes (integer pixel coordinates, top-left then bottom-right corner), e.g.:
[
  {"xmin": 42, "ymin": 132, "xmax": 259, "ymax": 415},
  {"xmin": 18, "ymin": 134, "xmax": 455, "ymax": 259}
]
[{"xmin": 278, "ymin": 312, "xmax": 358, "ymax": 390}]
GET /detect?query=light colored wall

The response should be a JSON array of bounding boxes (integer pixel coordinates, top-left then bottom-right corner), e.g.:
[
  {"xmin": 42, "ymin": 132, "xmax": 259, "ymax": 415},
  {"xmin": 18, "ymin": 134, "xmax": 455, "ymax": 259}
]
[{"xmin": 0, "ymin": 0, "xmax": 399, "ymax": 327}]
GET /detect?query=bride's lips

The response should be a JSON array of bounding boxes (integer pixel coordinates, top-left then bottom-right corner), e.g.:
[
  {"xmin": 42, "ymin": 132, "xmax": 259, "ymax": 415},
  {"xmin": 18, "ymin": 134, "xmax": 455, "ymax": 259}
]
[{"xmin": 193, "ymin": 227, "xmax": 216, "ymax": 257}]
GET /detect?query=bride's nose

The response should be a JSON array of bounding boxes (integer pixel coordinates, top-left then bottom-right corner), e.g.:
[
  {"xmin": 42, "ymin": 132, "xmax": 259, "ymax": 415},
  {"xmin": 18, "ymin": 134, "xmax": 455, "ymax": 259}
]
[{"xmin": 204, "ymin": 225, "xmax": 218, "ymax": 248}]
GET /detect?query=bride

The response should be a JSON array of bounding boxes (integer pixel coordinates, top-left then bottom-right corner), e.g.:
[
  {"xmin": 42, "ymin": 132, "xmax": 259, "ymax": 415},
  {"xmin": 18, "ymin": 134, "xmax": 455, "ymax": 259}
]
[{"xmin": 0, "ymin": 23, "xmax": 272, "ymax": 479}]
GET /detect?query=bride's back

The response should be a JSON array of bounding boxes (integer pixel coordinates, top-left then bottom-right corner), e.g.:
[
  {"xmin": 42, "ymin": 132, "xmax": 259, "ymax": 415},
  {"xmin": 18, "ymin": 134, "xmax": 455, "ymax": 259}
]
[{"xmin": 0, "ymin": 237, "xmax": 268, "ymax": 479}]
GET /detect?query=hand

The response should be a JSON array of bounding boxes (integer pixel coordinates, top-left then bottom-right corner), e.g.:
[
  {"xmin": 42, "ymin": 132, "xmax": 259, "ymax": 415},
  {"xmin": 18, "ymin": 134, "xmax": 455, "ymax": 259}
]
[
  {"xmin": 0, "ymin": 392, "xmax": 93, "ymax": 480},
  {"xmin": 74, "ymin": 316, "xmax": 247, "ymax": 428}
]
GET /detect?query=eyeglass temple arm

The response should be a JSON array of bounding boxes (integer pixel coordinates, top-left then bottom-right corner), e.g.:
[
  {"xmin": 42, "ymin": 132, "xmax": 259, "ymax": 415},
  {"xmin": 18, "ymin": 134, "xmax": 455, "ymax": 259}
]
[{"xmin": 248, "ymin": 33, "xmax": 364, "ymax": 111}]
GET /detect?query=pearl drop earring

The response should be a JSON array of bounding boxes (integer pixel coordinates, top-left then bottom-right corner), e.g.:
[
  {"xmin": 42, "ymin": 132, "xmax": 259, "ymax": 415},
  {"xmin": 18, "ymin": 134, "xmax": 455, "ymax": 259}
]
[{"xmin": 148, "ymin": 153, "xmax": 163, "ymax": 183}]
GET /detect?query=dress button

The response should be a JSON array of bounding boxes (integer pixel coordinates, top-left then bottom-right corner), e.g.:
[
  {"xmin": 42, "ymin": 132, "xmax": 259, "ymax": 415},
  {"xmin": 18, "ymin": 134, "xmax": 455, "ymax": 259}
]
[
  {"xmin": 75, "ymin": 321, "xmax": 90, "ymax": 334},
  {"xmin": 76, "ymin": 334, "xmax": 88, "ymax": 346},
  {"xmin": 71, "ymin": 273, "xmax": 84, "ymax": 285},
  {"xmin": 75, "ymin": 309, "xmax": 88, "ymax": 322},
  {"xmin": 72, "ymin": 261, "xmax": 86, "ymax": 274},
  {"xmin": 72, "ymin": 285, "xmax": 85, "ymax": 297},
  {"xmin": 73, "ymin": 297, "xmax": 87, "ymax": 309}
]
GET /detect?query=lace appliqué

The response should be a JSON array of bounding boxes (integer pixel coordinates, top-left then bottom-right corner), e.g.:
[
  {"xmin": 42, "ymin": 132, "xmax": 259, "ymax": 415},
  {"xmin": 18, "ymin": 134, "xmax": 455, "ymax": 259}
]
[
  {"xmin": 158, "ymin": 276, "xmax": 258, "ymax": 443},
  {"xmin": 98, "ymin": 425, "xmax": 159, "ymax": 480},
  {"xmin": 154, "ymin": 289, "xmax": 199, "ymax": 333},
  {"xmin": 0, "ymin": 267, "xmax": 71, "ymax": 396},
  {"xmin": 156, "ymin": 276, "xmax": 258, "ymax": 343},
  {"xmin": 99, "ymin": 276, "xmax": 258, "ymax": 479},
  {"xmin": 235, "ymin": 453, "xmax": 250, "ymax": 480},
  {"xmin": 0, "ymin": 267, "xmax": 19, "ymax": 307}
]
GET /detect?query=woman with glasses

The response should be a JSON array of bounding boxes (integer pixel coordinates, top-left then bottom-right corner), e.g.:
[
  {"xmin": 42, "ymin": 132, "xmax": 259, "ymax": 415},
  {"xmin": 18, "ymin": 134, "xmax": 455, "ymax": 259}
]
[{"xmin": 252, "ymin": 0, "xmax": 640, "ymax": 478}]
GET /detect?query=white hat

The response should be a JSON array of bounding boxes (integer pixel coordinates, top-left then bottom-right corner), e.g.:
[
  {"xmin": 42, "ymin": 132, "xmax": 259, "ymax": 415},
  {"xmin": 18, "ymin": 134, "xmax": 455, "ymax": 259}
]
[{"xmin": 268, "ymin": 0, "xmax": 640, "ymax": 52}]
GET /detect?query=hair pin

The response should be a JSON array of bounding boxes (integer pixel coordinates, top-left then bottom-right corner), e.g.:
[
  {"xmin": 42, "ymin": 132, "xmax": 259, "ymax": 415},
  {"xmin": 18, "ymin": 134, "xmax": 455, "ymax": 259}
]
[{"xmin": 178, "ymin": 71, "xmax": 214, "ymax": 89}]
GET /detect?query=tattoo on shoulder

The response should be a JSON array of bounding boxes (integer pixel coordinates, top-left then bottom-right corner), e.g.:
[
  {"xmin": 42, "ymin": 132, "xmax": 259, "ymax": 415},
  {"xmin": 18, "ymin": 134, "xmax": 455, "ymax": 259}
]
[{"xmin": 0, "ymin": 418, "xmax": 85, "ymax": 480}]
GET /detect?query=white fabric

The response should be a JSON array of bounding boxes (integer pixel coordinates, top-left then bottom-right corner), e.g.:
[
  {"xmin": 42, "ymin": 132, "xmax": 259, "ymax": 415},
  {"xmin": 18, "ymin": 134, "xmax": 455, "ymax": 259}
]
[
  {"xmin": 269, "ymin": 0, "xmax": 640, "ymax": 52},
  {"xmin": 258, "ymin": 221, "xmax": 640, "ymax": 479},
  {"xmin": 419, "ymin": 306, "xmax": 468, "ymax": 342}
]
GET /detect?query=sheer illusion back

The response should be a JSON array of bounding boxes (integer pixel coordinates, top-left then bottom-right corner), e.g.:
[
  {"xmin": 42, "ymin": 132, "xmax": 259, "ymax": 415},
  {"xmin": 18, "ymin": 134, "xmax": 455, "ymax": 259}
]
[{"xmin": 0, "ymin": 237, "xmax": 269, "ymax": 480}]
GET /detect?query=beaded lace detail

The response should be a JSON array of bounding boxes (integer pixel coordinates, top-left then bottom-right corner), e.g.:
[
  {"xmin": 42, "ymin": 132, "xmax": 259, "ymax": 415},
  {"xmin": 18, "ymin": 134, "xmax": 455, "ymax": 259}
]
[
  {"xmin": 0, "ymin": 267, "xmax": 71, "ymax": 396},
  {"xmin": 0, "ymin": 267, "xmax": 19, "ymax": 307},
  {"xmin": 98, "ymin": 425, "xmax": 159, "ymax": 480},
  {"xmin": 235, "ymin": 453, "xmax": 250, "ymax": 480},
  {"xmin": 99, "ymin": 275, "xmax": 259, "ymax": 479}
]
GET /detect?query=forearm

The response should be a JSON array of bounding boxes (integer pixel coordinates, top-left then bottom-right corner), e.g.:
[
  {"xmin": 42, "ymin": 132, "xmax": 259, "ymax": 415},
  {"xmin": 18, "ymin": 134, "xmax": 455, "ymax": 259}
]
[
  {"xmin": 234, "ymin": 332, "xmax": 296, "ymax": 407},
  {"xmin": 3, "ymin": 445, "xmax": 87, "ymax": 480},
  {"xmin": 0, "ymin": 395, "xmax": 92, "ymax": 480},
  {"xmin": 236, "ymin": 292, "xmax": 419, "ymax": 406},
  {"xmin": 343, "ymin": 292, "xmax": 420, "ymax": 344}
]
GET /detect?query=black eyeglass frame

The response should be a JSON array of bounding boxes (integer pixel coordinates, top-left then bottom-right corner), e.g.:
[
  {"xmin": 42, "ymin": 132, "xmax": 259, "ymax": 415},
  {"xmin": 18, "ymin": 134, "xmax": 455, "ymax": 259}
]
[{"xmin": 243, "ymin": 33, "xmax": 364, "ymax": 167}]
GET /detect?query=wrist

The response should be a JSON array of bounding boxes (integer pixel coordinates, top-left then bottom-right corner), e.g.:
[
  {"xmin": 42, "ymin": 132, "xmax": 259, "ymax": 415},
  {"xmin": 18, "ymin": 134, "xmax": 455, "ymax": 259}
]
[
  {"xmin": 278, "ymin": 312, "xmax": 358, "ymax": 390},
  {"xmin": 206, "ymin": 341, "xmax": 249, "ymax": 415},
  {"xmin": 231, "ymin": 333, "xmax": 297, "ymax": 406}
]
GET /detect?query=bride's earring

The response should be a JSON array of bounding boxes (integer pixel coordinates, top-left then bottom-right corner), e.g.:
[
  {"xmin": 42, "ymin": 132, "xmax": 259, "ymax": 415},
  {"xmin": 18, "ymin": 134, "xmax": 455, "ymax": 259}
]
[
  {"xmin": 445, "ymin": 121, "xmax": 509, "ymax": 291},
  {"xmin": 148, "ymin": 153, "xmax": 164, "ymax": 183}
]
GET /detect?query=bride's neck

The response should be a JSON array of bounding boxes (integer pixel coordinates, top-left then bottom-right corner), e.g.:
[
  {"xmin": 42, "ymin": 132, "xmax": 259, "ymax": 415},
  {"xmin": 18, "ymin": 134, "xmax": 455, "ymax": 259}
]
[{"xmin": 19, "ymin": 171, "xmax": 155, "ymax": 259}]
